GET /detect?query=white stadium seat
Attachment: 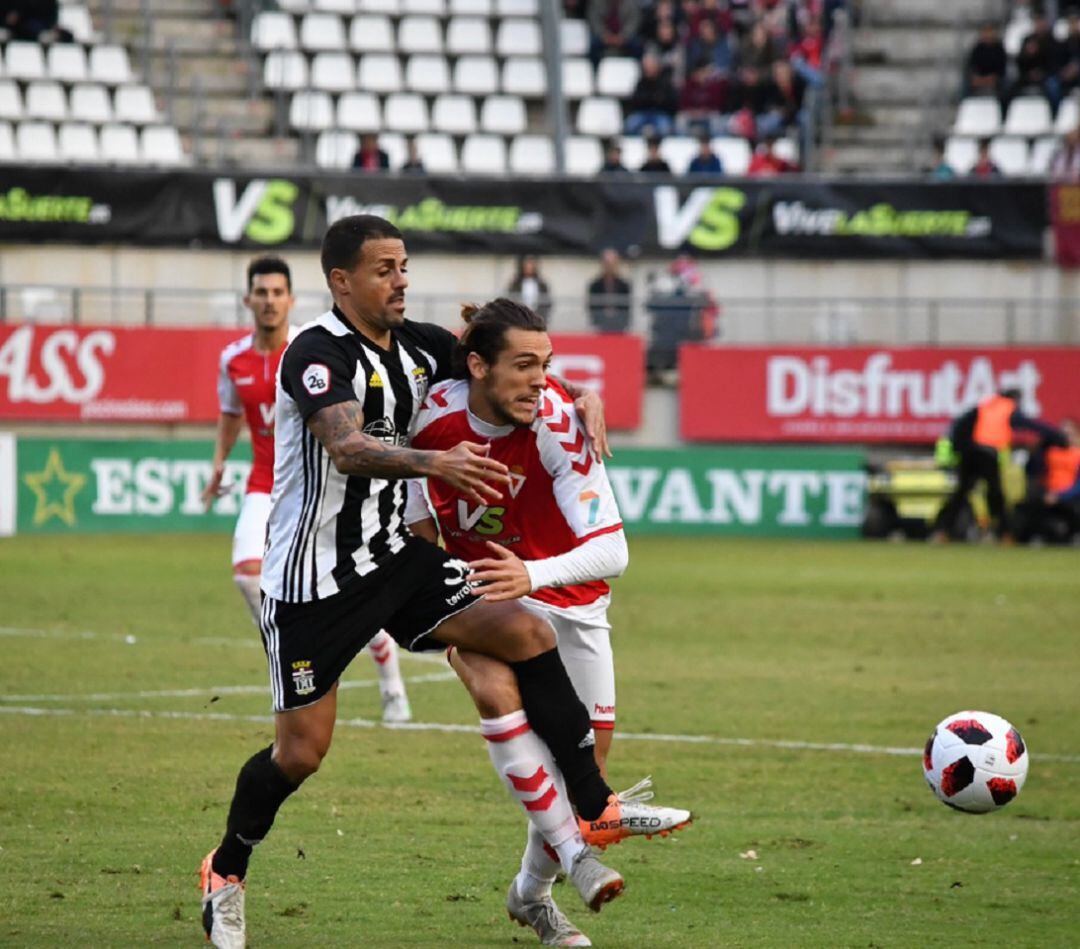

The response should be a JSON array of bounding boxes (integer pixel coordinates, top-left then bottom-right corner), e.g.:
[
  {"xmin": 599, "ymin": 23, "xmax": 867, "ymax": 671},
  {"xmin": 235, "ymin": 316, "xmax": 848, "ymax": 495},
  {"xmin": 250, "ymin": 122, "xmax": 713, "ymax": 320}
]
[
  {"xmin": 289, "ymin": 90, "xmax": 335, "ymax": 130},
  {"xmin": 432, "ymin": 93, "xmax": 478, "ymax": 134},
  {"xmin": 565, "ymin": 134, "xmax": 602, "ymax": 175},
  {"xmin": 773, "ymin": 137, "xmax": 799, "ymax": 165},
  {"xmin": 1056, "ymin": 95, "xmax": 1080, "ymax": 134},
  {"xmin": 0, "ymin": 82, "xmax": 25, "ymax": 122},
  {"xmin": 415, "ymin": 131, "xmax": 458, "ymax": 172},
  {"xmin": 953, "ymin": 97, "xmax": 1001, "ymax": 137},
  {"xmin": 502, "ymin": 58, "xmax": 546, "ymax": 97},
  {"xmin": 58, "ymin": 4, "xmax": 97, "ymax": 43},
  {"xmin": 453, "ymin": 55, "xmax": 498, "ymax": 95},
  {"xmin": 263, "ymin": 51, "xmax": 309, "ymax": 90},
  {"xmin": 446, "ymin": 16, "xmax": 492, "ymax": 55},
  {"xmin": 315, "ymin": 0, "xmax": 357, "ymax": 11},
  {"xmin": 711, "ymin": 136, "xmax": 752, "ymax": 174},
  {"xmin": 509, "ymin": 134, "xmax": 554, "ymax": 173},
  {"xmin": 660, "ymin": 136, "xmax": 698, "ymax": 174},
  {"xmin": 358, "ymin": 53, "xmax": 404, "ymax": 92},
  {"xmin": 944, "ymin": 136, "xmax": 978, "ymax": 174},
  {"xmin": 89, "ymin": 45, "xmax": 134, "ymax": 85},
  {"xmin": 4, "ymin": 41, "xmax": 47, "ymax": 81},
  {"xmin": 450, "ymin": 0, "xmax": 491, "ymax": 13},
  {"xmin": 0, "ymin": 121, "xmax": 15, "ymax": 162},
  {"xmin": 496, "ymin": 18, "xmax": 541, "ymax": 56},
  {"xmin": 577, "ymin": 96, "xmax": 622, "ymax": 137},
  {"xmin": 596, "ymin": 57, "xmax": 640, "ymax": 98},
  {"xmin": 316, "ymin": 129, "xmax": 359, "ymax": 167},
  {"xmin": 382, "ymin": 92, "xmax": 429, "ymax": 133},
  {"xmin": 47, "ymin": 44, "xmax": 88, "ymax": 83},
  {"xmin": 25, "ymin": 82, "xmax": 67, "ymax": 122},
  {"xmin": 140, "ymin": 125, "xmax": 186, "ymax": 165},
  {"xmin": 559, "ymin": 18, "xmax": 589, "ymax": 57},
  {"xmin": 405, "ymin": 54, "xmax": 451, "ymax": 94},
  {"xmin": 1003, "ymin": 95, "xmax": 1053, "ymax": 137},
  {"xmin": 99, "ymin": 123, "xmax": 140, "ymax": 164},
  {"xmin": 496, "ymin": 0, "xmax": 537, "ymax": 14},
  {"xmin": 114, "ymin": 85, "xmax": 160, "ymax": 124},
  {"xmin": 402, "ymin": 0, "xmax": 446, "ymax": 13},
  {"xmin": 70, "ymin": 83, "xmax": 112, "ymax": 123},
  {"xmin": 1030, "ymin": 135, "xmax": 1059, "ymax": 174},
  {"xmin": 461, "ymin": 132, "xmax": 507, "ymax": 173},
  {"xmin": 300, "ymin": 13, "xmax": 347, "ymax": 50},
  {"xmin": 360, "ymin": 0, "xmax": 400, "ymax": 12},
  {"xmin": 252, "ymin": 11, "xmax": 298, "ymax": 50},
  {"xmin": 337, "ymin": 91, "xmax": 382, "ymax": 130},
  {"xmin": 278, "ymin": 0, "xmax": 313, "ymax": 11},
  {"xmin": 397, "ymin": 16, "xmax": 443, "ymax": 54},
  {"xmin": 619, "ymin": 134, "xmax": 645, "ymax": 169},
  {"xmin": 989, "ymin": 136, "xmax": 1030, "ymax": 176},
  {"xmin": 350, "ymin": 14, "xmax": 395, "ymax": 52},
  {"xmin": 480, "ymin": 94, "xmax": 526, "ymax": 135},
  {"xmin": 562, "ymin": 58, "xmax": 594, "ymax": 99},
  {"xmin": 311, "ymin": 52, "xmax": 357, "ymax": 91},
  {"xmin": 379, "ymin": 131, "xmax": 407, "ymax": 166},
  {"xmin": 17, "ymin": 121, "xmax": 59, "ymax": 162},
  {"xmin": 58, "ymin": 122, "xmax": 100, "ymax": 163}
]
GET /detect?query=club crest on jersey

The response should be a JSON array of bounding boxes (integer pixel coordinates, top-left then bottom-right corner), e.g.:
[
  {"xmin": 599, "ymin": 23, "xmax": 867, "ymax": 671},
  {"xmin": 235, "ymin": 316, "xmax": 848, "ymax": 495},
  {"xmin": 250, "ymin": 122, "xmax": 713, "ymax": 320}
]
[
  {"xmin": 302, "ymin": 363, "xmax": 330, "ymax": 396},
  {"xmin": 291, "ymin": 660, "xmax": 316, "ymax": 696},
  {"xmin": 369, "ymin": 370, "xmax": 383, "ymax": 388},
  {"xmin": 411, "ymin": 365, "xmax": 429, "ymax": 397}
]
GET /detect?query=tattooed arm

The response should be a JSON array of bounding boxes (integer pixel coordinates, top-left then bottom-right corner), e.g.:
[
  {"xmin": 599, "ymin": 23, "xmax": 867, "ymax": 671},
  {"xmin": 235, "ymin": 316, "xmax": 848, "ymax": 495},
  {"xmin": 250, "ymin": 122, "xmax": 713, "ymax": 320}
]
[{"xmin": 307, "ymin": 400, "xmax": 510, "ymax": 504}]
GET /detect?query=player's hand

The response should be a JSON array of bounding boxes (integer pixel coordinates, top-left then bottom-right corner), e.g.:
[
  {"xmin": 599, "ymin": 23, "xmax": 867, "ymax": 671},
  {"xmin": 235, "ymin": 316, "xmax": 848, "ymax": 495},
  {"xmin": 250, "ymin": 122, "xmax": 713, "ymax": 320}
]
[
  {"xmin": 432, "ymin": 442, "xmax": 511, "ymax": 505},
  {"xmin": 467, "ymin": 541, "xmax": 532, "ymax": 601},
  {"xmin": 573, "ymin": 389, "xmax": 612, "ymax": 460},
  {"xmin": 200, "ymin": 464, "xmax": 228, "ymax": 512}
]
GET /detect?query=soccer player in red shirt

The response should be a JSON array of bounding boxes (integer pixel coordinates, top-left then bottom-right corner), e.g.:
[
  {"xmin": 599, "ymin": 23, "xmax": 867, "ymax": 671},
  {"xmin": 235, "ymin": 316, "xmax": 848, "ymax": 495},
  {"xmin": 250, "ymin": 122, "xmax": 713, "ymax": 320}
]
[
  {"xmin": 202, "ymin": 256, "xmax": 411, "ymax": 722},
  {"xmin": 408, "ymin": 298, "xmax": 691, "ymax": 947}
]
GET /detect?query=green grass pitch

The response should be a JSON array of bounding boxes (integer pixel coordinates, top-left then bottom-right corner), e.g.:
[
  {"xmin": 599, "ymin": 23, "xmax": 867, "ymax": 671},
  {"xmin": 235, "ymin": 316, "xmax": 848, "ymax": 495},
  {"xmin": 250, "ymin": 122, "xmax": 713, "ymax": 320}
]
[{"xmin": 1, "ymin": 534, "xmax": 1078, "ymax": 947}]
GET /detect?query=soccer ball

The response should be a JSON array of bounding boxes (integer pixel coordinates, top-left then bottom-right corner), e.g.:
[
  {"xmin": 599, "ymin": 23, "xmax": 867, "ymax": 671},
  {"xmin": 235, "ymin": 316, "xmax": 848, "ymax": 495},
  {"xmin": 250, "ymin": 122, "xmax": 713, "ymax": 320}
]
[{"xmin": 923, "ymin": 710, "xmax": 1029, "ymax": 814}]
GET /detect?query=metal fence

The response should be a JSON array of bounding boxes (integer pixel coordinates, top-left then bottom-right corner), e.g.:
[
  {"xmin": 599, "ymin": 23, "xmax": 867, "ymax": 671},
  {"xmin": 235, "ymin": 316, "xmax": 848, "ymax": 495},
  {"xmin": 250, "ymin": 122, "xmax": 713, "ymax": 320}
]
[{"xmin": 2, "ymin": 284, "xmax": 1077, "ymax": 348}]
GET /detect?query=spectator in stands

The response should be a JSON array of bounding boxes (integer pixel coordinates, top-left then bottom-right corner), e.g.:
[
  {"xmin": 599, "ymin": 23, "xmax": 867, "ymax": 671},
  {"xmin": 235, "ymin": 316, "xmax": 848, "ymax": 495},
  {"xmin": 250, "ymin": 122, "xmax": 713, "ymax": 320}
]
[
  {"xmin": 969, "ymin": 137, "xmax": 1002, "ymax": 178},
  {"xmin": 1009, "ymin": 16, "xmax": 1062, "ymax": 111},
  {"xmin": 639, "ymin": 135, "xmax": 672, "ymax": 172},
  {"xmin": 790, "ymin": 15, "xmax": 826, "ymax": 87},
  {"xmin": 1057, "ymin": 8, "xmax": 1080, "ymax": 99},
  {"xmin": 739, "ymin": 21, "xmax": 781, "ymax": 72},
  {"xmin": 677, "ymin": 60, "xmax": 731, "ymax": 136},
  {"xmin": 687, "ymin": 133, "xmax": 724, "ymax": 174},
  {"xmin": 645, "ymin": 255, "xmax": 717, "ymax": 373},
  {"xmin": 351, "ymin": 134, "xmax": 389, "ymax": 172},
  {"xmin": 965, "ymin": 21, "xmax": 1008, "ymax": 99},
  {"xmin": 587, "ymin": 0, "xmax": 643, "ymax": 66},
  {"xmin": 587, "ymin": 248, "xmax": 633, "ymax": 334},
  {"xmin": 506, "ymin": 255, "xmax": 552, "ymax": 324},
  {"xmin": 624, "ymin": 53, "xmax": 680, "ymax": 136},
  {"xmin": 400, "ymin": 137, "xmax": 425, "ymax": 174},
  {"xmin": 687, "ymin": 0, "xmax": 735, "ymax": 40},
  {"xmin": 757, "ymin": 60, "xmax": 808, "ymax": 148},
  {"xmin": 685, "ymin": 17, "xmax": 736, "ymax": 76},
  {"xmin": 1050, "ymin": 124, "xmax": 1080, "ymax": 178},
  {"xmin": 639, "ymin": 0, "xmax": 683, "ymax": 45},
  {"xmin": 746, "ymin": 136, "xmax": 799, "ymax": 176},
  {"xmin": 928, "ymin": 135, "xmax": 956, "ymax": 180},
  {"xmin": 3, "ymin": 0, "xmax": 66, "ymax": 41},
  {"xmin": 600, "ymin": 137, "xmax": 628, "ymax": 173},
  {"xmin": 724, "ymin": 64, "xmax": 770, "ymax": 139},
  {"xmin": 646, "ymin": 18, "xmax": 687, "ymax": 85}
]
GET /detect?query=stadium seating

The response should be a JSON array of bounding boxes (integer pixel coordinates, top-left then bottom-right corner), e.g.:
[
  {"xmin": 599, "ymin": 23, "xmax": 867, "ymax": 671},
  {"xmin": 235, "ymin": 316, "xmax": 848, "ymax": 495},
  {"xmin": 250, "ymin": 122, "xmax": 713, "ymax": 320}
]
[
  {"xmin": 565, "ymin": 134, "xmax": 603, "ymax": 175},
  {"xmin": 383, "ymin": 92, "xmax": 429, "ymax": 133},
  {"xmin": 16, "ymin": 121, "xmax": 58, "ymax": 161},
  {"xmin": 316, "ymin": 128, "xmax": 359, "ymax": 167},
  {"xmin": 432, "ymin": 93, "xmax": 478, "ymax": 134},
  {"xmin": 1003, "ymin": 96, "xmax": 1053, "ymax": 138},
  {"xmin": 415, "ymin": 131, "xmax": 458, "ymax": 171},
  {"xmin": 337, "ymin": 91, "xmax": 382, "ymax": 130},
  {"xmin": 311, "ymin": 52, "xmax": 357, "ymax": 92},
  {"xmin": 508, "ymin": 133, "xmax": 554, "ymax": 173},
  {"xmin": 406, "ymin": 54, "xmax": 451, "ymax": 94},
  {"xmin": 953, "ymin": 98, "xmax": 1002, "ymax": 138},
  {"xmin": 577, "ymin": 97, "xmax": 622, "ymax": 137},
  {"xmin": 4, "ymin": 42, "xmax": 47, "ymax": 81},
  {"xmin": 46, "ymin": 44, "xmax": 88, "ymax": 83},
  {"xmin": 58, "ymin": 122, "xmax": 99, "ymax": 163},
  {"xmin": 0, "ymin": 120, "xmax": 16, "ymax": 161},
  {"xmin": 461, "ymin": 132, "xmax": 506, "ymax": 173},
  {"xmin": 350, "ymin": 15, "xmax": 395, "ymax": 53},
  {"xmin": 264, "ymin": 51, "xmax": 309, "ymax": 90}
]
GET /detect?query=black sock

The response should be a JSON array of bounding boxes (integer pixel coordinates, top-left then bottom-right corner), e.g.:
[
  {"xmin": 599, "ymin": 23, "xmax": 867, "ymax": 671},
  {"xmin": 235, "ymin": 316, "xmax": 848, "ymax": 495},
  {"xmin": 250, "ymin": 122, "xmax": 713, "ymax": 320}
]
[
  {"xmin": 510, "ymin": 648, "xmax": 612, "ymax": 821},
  {"xmin": 212, "ymin": 745, "xmax": 298, "ymax": 880}
]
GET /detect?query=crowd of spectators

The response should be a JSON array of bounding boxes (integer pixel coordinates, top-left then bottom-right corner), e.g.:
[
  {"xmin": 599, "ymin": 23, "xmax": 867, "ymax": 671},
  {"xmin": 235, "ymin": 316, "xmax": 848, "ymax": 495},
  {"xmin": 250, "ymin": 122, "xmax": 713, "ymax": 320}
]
[
  {"xmin": 1, "ymin": 0, "xmax": 70, "ymax": 42},
  {"xmin": 566, "ymin": 0, "xmax": 850, "ymax": 164}
]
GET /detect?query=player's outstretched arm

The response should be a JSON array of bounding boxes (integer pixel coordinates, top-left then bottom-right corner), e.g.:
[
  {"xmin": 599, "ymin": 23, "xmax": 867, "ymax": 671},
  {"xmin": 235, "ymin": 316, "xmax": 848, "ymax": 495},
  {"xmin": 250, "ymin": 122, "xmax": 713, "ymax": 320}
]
[
  {"xmin": 201, "ymin": 411, "xmax": 245, "ymax": 511},
  {"xmin": 307, "ymin": 401, "xmax": 511, "ymax": 504}
]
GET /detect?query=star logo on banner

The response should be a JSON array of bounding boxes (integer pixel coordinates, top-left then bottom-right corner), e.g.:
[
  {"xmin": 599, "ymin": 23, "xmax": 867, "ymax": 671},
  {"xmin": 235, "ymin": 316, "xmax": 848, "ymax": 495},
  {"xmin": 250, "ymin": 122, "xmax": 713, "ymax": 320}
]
[{"xmin": 23, "ymin": 448, "xmax": 86, "ymax": 527}]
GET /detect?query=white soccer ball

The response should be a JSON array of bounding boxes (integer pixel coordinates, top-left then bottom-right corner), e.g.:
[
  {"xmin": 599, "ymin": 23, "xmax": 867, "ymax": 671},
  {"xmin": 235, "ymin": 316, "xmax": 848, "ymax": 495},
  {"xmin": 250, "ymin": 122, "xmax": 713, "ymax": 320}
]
[{"xmin": 923, "ymin": 710, "xmax": 1029, "ymax": 814}]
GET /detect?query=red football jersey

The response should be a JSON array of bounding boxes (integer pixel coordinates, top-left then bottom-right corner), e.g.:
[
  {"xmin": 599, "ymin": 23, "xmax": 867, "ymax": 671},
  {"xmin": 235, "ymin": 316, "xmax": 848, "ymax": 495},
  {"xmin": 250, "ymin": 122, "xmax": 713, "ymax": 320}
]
[
  {"xmin": 216, "ymin": 328, "xmax": 297, "ymax": 494},
  {"xmin": 410, "ymin": 378, "xmax": 623, "ymax": 609}
]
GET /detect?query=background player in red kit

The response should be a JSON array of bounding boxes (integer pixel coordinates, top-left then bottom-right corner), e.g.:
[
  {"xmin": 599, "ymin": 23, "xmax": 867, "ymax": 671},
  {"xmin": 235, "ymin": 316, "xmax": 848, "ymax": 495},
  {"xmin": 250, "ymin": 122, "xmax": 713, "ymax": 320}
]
[
  {"xmin": 407, "ymin": 298, "xmax": 691, "ymax": 947},
  {"xmin": 202, "ymin": 256, "xmax": 411, "ymax": 722}
]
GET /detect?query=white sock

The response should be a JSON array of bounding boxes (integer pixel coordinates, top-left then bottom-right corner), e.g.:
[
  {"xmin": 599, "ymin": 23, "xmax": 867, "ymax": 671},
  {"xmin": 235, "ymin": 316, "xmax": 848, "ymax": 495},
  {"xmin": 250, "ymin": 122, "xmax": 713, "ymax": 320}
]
[
  {"xmin": 481, "ymin": 710, "xmax": 587, "ymax": 877},
  {"xmin": 514, "ymin": 823, "xmax": 564, "ymax": 902},
  {"xmin": 368, "ymin": 631, "xmax": 405, "ymax": 696},
  {"xmin": 232, "ymin": 573, "xmax": 261, "ymax": 625}
]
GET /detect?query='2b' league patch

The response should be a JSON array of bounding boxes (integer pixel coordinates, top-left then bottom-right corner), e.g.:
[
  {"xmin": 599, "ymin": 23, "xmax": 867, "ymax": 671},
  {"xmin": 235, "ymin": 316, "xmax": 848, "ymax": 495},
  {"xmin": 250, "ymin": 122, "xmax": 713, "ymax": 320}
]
[{"xmin": 303, "ymin": 363, "xmax": 330, "ymax": 396}]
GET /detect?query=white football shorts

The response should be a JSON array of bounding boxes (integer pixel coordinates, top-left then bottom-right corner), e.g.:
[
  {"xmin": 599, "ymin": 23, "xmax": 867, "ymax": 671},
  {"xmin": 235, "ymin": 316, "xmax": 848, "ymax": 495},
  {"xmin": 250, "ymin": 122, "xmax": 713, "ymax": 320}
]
[
  {"xmin": 521, "ymin": 595, "xmax": 616, "ymax": 729},
  {"xmin": 232, "ymin": 491, "xmax": 272, "ymax": 568}
]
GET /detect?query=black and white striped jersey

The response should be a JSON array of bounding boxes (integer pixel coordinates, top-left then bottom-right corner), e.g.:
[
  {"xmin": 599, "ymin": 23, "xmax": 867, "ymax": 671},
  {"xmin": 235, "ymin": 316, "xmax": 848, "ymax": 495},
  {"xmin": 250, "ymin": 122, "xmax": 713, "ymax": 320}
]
[{"xmin": 261, "ymin": 306, "xmax": 455, "ymax": 603}]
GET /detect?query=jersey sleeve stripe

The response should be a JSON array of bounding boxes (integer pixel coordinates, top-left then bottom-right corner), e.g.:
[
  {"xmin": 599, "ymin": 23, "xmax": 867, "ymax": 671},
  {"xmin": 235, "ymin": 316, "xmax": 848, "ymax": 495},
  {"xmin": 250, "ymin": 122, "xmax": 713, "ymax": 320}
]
[{"xmin": 578, "ymin": 522, "xmax": 624, "ymax": 544}]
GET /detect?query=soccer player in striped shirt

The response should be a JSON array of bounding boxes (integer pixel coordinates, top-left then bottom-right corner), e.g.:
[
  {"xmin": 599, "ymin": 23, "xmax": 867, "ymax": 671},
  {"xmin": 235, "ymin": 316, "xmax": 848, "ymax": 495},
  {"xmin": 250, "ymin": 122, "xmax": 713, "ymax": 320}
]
[
  {"xmin": 200, "ymin": 217, "xmax": 631, "ymax": 947},
  {"xmin": 201, "ymin": 256, "xmax": 411, "ymax": 723}
]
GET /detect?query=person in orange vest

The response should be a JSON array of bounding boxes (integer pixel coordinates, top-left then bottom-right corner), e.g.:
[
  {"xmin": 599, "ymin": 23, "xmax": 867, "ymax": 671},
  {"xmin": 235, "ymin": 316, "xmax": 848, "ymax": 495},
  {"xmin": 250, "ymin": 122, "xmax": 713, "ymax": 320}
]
[
  {"xmin": 1039, "ymin": 417, "xmax": 1080, "ymax": 540},
  {"xmin": 934, "ymin": 388, "xmax": 1064, "ymax": 541}
]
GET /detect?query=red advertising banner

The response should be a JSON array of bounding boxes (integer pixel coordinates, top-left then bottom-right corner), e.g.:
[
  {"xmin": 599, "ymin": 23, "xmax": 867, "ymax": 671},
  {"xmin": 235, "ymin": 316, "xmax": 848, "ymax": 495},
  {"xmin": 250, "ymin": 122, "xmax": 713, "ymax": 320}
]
[
  {"xmin": 0, "ymin": 324, "xmax": 644, "ymax": 429},
  {"xmin": 680, "ymin": 346, "xmax": 1080, "ymax": 443}
]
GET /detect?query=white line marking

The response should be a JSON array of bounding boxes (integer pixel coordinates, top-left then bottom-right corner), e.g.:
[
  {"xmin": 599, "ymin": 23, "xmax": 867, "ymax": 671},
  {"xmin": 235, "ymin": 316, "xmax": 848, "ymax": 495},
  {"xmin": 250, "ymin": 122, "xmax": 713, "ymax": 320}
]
[
  {"xmin": 0, "ymin": 671, "xmax": 458, "ymax": 704},
  {"xmin": 1, "ymin": 705, "xmax": 1076, "ymax": 763}
]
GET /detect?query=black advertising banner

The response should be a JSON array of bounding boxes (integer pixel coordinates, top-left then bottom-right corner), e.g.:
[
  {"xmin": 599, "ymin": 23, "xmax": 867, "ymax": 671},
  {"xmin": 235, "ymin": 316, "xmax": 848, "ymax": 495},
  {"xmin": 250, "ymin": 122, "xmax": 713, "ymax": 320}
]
[{"xmin": 0, "ymin": 168, "xmax": 1047, "ymax": 259}]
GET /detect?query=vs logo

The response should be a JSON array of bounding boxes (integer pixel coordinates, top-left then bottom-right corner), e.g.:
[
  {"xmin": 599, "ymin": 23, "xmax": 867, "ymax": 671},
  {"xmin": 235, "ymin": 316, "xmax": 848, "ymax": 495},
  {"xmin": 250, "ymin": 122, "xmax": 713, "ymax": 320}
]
[
  {"xmin": 654, "ymin": 185, "xmax": 746, "ymax": 251},
  {"xmin": 213, "ymin": 178, "xmax": 299, "ymax": 244},
  {"xmin": 457, "ymin": 499, "xmax": 505, "ymax": 535}
]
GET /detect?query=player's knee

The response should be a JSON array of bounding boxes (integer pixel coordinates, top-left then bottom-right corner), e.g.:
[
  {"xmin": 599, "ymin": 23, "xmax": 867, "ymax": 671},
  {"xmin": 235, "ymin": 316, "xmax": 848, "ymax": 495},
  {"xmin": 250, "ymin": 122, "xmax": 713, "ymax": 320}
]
[
  {"xmin": 274, "ymin": 737, "xmax": 329, "ymax": 783},
  {"xmin": 510, "ymin": 610, "xmax": 556, "ymax": 657},
  {"xmin": 453, "ymin": 650, "xmax": 520, "ymax": 718}
]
